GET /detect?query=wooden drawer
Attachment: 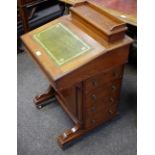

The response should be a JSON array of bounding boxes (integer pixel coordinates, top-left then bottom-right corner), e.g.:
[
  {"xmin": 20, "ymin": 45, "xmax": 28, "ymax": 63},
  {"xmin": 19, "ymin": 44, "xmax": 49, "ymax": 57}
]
[
  {"xmin": 84, "ymin": 66, "xmax": 123, "ymax": 93},
  {"xmin": 85, "ymin": 79, "xmax": 122, "ymax": 108},
  {"xmin": 85, "ymin": 103, "xmax": 118, "ymax": 128}
]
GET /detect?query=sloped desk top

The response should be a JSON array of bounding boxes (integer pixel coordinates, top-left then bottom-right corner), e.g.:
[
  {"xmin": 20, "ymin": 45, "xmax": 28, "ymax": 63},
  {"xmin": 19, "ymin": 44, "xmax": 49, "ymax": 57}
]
[
  {"xmin": 21, "ymin": 15, "xmax": 106, "ymax": 82},
  {"xmin": 33, "ymin": 23, "xmax": 92, "ymax": 66}
]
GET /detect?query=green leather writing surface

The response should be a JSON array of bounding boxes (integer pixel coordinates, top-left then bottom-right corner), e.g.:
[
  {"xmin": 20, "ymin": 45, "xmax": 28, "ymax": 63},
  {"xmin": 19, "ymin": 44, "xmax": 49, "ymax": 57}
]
[{"xmin": 33, "ymin": 23, "xmax": 92, "ymax": 65}]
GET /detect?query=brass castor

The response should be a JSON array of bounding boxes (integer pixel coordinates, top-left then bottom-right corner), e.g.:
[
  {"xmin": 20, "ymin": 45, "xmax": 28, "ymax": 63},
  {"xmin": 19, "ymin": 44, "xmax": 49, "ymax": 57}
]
[
  {"xmin": 34, "ymin": 85, "xmax": 56, "ymax": 109},
  {"xmin": 36, "ymin": 105, "xmax": 43, "ymax": 109}
]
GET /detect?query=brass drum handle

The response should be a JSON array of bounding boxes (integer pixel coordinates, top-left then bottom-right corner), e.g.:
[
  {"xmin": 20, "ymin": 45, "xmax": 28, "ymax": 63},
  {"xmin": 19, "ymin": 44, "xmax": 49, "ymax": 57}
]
[
  {"xmin": 91, "ymin": 106, "xmax": 96, "ymax": 112},
  {"xmin": 112, "ymin": 85, "xmax": 117, "ymax": 91},
  {"xmin": 112, "ymin": 71, "xmax": 118, "ymax": 77},
  {"xmin": 92, "ymin": 79, "xmax": 98, "ymax": 86},
  {"xmin": 92, "ymin": 94, "xmax": 97, "ymax": 101},
  {"xmin": 110, "ymin": 97, "xmax": 114, "ymax": 103}
]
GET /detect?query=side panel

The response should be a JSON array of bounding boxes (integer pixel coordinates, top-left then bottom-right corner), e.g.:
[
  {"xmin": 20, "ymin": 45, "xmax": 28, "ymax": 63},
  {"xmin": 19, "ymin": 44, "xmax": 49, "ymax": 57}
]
[
  {"xmin": 59, "ymin": 83, "xmax": 83, "ymax": 124},
  {"xmin": 60, "ymin": 86, "xmax": 77, "ymax": 116}
]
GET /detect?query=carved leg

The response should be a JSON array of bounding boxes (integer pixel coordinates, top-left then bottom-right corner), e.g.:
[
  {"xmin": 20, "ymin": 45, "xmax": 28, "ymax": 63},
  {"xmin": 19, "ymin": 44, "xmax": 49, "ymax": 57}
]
[
  {"xmin": 18, "ymin": 6, "xmax": 29, "ymax": 32},
  {"xmin": 33, "ymin": 85, "xmax": 55, "ymax": 109},
  {"xmin": 57, "ymin": 124, "xmax": 86, "ymax": 148}
]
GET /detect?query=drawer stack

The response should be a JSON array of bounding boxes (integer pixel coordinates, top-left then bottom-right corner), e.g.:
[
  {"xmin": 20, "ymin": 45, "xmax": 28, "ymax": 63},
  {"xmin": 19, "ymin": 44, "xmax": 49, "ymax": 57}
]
[{"xmin": 84, "ymin": 66, "xmax": 124, "ymax": 128}]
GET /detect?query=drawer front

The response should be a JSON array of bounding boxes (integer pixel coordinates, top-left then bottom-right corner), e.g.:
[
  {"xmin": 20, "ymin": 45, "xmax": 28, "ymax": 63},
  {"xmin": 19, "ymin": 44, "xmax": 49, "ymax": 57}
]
[
  {"xmin": 85, "ymin": 79, "xmax": 122, "ymax": 108},
  {"xmin": 84, "ymin": 66, "xmax": 123, "ymax": 93},
  {"xmin": 85, "ymin": 102, "xmax": 118, "ymax": 128}
]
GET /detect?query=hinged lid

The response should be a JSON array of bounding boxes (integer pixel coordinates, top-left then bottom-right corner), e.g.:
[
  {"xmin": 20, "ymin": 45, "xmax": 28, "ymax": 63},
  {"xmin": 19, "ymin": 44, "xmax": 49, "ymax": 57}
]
[{"xmin": 70, "ymin": 1, "xmax": 128, "ymax": 42}]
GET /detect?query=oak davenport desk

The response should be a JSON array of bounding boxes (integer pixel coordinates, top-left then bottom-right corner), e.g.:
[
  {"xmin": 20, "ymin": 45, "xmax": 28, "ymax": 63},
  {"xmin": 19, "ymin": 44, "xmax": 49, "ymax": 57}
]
[{"xmin": 21, "ymin": 1, "xmax": 133, "ymax": 148}]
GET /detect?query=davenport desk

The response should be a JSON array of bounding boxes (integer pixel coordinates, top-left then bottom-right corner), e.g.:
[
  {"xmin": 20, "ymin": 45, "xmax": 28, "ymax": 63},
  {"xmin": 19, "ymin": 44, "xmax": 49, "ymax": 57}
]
[{"xmin": 21, "ymin": 1, "xmax": 133, "ymax": 148}]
